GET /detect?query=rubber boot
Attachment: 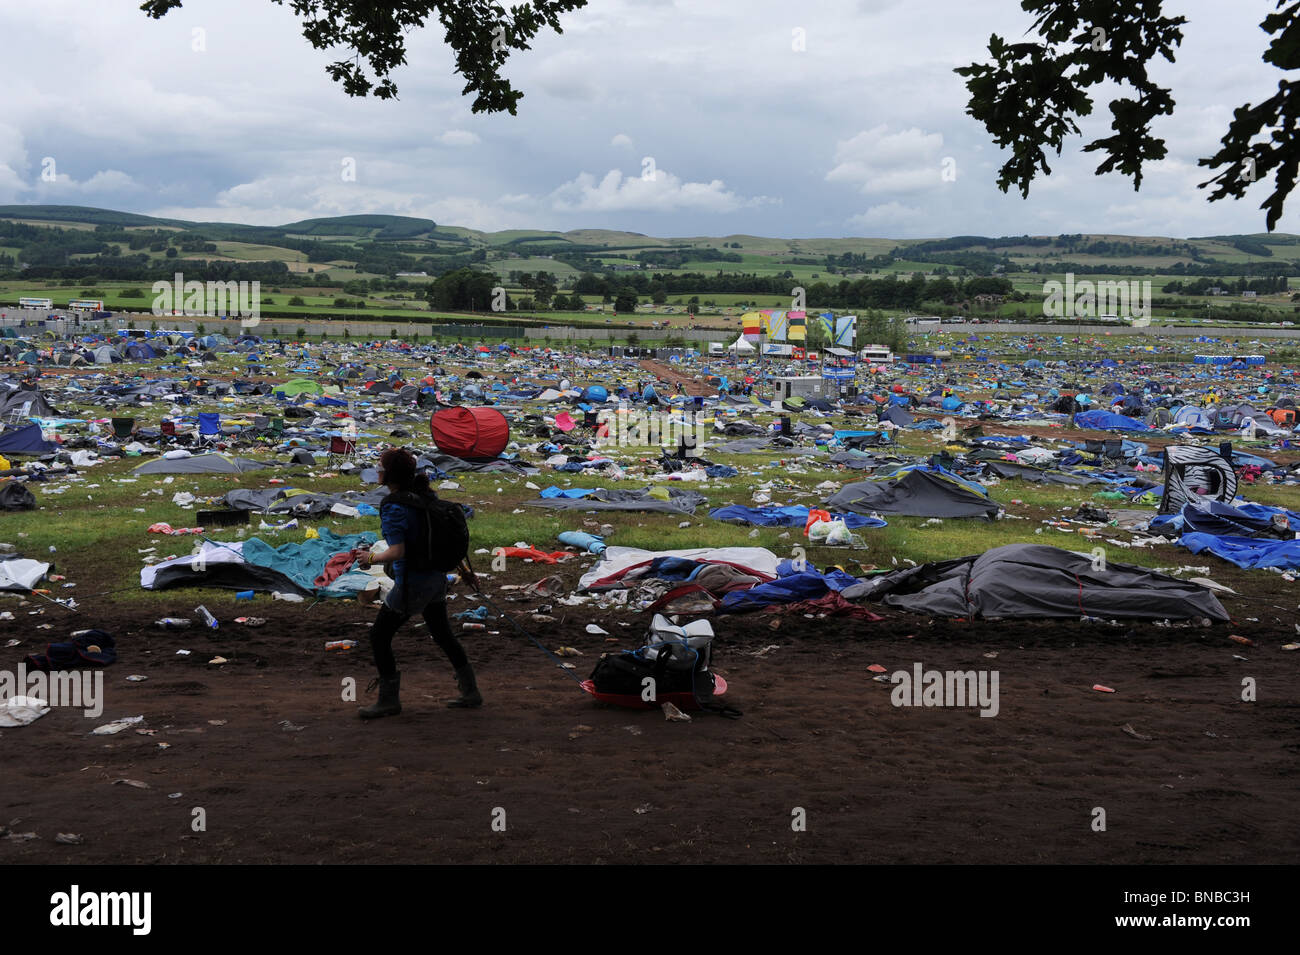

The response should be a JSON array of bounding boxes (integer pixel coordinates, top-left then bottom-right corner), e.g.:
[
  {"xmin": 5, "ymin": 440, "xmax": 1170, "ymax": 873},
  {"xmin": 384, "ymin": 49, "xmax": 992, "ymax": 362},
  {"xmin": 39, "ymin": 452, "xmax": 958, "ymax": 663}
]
[
  {"xmin": 447, "ymin": 665, "xmax": 482, "ymax": 708},
  {"xmin": 359, "ymin": 672, "xmax": 401, "ymax": 719}
]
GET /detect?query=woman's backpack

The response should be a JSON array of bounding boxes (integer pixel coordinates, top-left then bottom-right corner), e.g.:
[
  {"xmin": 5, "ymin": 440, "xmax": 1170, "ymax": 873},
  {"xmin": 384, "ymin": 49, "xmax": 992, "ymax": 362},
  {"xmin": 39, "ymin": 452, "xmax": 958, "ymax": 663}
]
[{"xmin": 381, "ymin": 490, "xmax": 470, "ymax": 573}]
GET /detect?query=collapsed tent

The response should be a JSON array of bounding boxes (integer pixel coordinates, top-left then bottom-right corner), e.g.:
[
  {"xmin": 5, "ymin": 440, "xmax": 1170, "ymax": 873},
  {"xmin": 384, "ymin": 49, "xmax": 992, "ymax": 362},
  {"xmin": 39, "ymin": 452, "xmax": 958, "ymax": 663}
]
[
  {"xmin": 135, "ymin": 453, "xmax": 273, "ymax": 475},
  {"xmin": 825, "ymin": 468, "xmax": 1001, "ymax": 519},
  {"xmin": 1158, "ymin": 444, "xmax": 1237, "ymax": 515},
  {"xmin": 709, "ymin": 505, "xmax": 886, "ymax": 529},
  {"xmin": 0, "ymin": 424, "xmax": 57, "ymax": 455},
  {"xmin": 141, "ymin": 528, "xmax": 377, "ymax": 595},
  {"xmin": 579, "ymin": 546, "xmax": 781, "ymax": 591},
  {"xmin": 221, "ymin": 486, "xmax": 387, "ymax": 515},
  {"xmin": 0, "ymin": 389, "xmax": 59, "ymax": 419},
  {"xmin": 525, "ymin": 487, "xmax": 707, "ymax": 515},
  {"xmin": 430, "ymin": 406, "xmax": 509, "ymax": 460},
  {"xmin": 840, "ymin": 543, "xmax": 1228, "ymax": 621},
  {"xmin": 718, "ymin": 564, "xmax": 867, "ymax": 613},
  {"xmin": 1074, "ymin": 410, "xmax": 1149, "ymax": 432}
]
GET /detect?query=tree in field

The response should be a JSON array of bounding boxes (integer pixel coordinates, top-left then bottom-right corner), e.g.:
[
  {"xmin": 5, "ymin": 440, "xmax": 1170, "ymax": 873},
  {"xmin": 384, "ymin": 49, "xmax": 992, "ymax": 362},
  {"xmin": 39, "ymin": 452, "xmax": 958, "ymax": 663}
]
[
  {"xmin": 141, "ymin": 0, "xmax": 588, "ymax": 112},
  {"xmin": 427, "ymin": 267, "xmax": 499, "ymax": 311},
  {"xmin": 613, "ymin": 287, "xmax": 639, "ymax": 314},
  {"xmin": 957, "ymin": 1, "xmax": 1300, "ymax": 230}
]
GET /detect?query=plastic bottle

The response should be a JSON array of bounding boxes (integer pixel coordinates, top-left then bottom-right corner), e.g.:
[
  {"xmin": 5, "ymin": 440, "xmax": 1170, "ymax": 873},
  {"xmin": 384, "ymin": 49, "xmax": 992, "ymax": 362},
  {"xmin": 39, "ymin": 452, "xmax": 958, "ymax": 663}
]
[
  {"xmin": 325, "ymin": 639, "xmax": 357, "ymax": 651},
  {"xmin": 156, "ymin": 617, "xmax": 192, "ymax": 629},
  {"xmin": 195, "ymin": 605, "xmax": 219, "ymax": 629}
]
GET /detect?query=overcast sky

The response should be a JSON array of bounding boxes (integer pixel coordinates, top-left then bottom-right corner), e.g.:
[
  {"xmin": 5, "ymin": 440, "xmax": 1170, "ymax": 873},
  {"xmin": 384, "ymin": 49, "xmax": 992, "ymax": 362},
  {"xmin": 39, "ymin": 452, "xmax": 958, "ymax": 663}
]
[{"xmin": 0, "ymin": 0, "xmax": 1293, "ymax": 239}]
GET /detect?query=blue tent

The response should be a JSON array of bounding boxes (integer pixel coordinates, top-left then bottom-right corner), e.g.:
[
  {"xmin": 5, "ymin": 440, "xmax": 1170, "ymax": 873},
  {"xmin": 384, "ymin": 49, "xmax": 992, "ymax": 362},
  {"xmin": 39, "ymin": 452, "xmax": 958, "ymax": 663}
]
[
  {"xmin": 0, "ymin": 424, "xmax": 57, "ymax": 454},
  {"xmin": 584, "ymin": 385, "xmax": 609, "ymax": 402},
  {"xmin": 1074, "ymin": 410, "xmax": 1149, "ymax": 431}
]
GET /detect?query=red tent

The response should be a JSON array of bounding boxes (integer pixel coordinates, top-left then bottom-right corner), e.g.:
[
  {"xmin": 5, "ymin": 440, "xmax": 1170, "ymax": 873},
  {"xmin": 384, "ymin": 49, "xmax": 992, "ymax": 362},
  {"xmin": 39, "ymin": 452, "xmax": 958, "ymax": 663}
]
[{"xmin": 430, "ymin": 407, "xmax": 509, "ymax": 459}]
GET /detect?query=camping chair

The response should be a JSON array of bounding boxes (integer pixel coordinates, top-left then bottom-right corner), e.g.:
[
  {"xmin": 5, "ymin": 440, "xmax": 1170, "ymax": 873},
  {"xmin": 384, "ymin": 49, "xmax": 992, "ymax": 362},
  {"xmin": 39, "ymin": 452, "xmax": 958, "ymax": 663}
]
[
  {"xmin": 6, "ymin": 400, "xmax": 31, "ymax": 426},
  {"xmin": 110, "ymin": 417, "xmax": 136, "ymax": 441},
  {"xmin": 198, "ymin": 412, "xmax": 222, "ymax": 446},
  {"xmin": 160, "ymin": 419, "xmax": 177, "ymax": 442},
  {"xmin": 327, "ymin": 434, "xmax": 358, "ymax": 468}
]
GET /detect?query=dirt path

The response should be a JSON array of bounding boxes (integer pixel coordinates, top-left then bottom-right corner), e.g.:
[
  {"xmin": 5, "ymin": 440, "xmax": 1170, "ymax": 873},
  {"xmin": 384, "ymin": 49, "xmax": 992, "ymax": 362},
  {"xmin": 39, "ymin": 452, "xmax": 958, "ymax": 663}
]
[
  {"xmin": 638, "ymin": 360, "xmax": 710, "ymax": 397},
  {"xmin": 1, "ymin": 588, "xmax": 1295, "ymax": 864}
]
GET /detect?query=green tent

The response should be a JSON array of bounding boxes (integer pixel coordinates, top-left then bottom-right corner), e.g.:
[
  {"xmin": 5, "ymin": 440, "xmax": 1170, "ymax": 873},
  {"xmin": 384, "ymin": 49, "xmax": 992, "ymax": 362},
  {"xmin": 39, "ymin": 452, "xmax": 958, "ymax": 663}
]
[{"xmin": 276, "ymin": 378, "xmax": 324, "ymax": 396}]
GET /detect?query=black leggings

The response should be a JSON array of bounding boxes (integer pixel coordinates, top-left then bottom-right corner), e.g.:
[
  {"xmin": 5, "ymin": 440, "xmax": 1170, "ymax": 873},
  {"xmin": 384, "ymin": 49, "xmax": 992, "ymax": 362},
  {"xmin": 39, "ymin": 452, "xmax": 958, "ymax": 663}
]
[{"xmin": 369, "ymin": 599, "xmax": 469, "ymax": 679}]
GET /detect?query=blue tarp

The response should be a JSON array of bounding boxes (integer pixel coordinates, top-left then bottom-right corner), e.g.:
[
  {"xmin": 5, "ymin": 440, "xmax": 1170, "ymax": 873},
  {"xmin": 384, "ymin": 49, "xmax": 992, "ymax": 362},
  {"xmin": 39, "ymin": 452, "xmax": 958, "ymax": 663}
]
[
  {"xmin": 1178, "ymin": 533, "xmax": 1300, "ymax": 570},
  {"xmin": 709, "ymin": 505, "xmax": 887, "ymax": 529},
  {"xmin": 717, "ymin": 566, "xmax": 860, "ymax": 612},
  {"xmin": 1152, "ymin": 500, "xmax": 1300, "ymax": 538}
]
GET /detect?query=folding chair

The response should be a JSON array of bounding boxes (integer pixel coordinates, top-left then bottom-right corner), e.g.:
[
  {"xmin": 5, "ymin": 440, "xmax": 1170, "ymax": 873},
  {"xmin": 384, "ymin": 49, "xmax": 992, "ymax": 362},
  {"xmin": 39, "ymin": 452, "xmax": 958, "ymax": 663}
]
[
  {"xmin": 198, "ymin": 412, "xmax": 222, "ymax": 446},
  {"xmin": 327, "ymin": 434, "xmax": 358, "ymax": 468},
  {"xmin": 6, "ymin": 400, "xmax": 32, "ymax": 425},
  {"xmin": 110, "ymin": 417, "xmax": 136, "ymax": 441},
  {"xmin": 160, "ymin": 419, "xmax": 177, "ymax": 440}
]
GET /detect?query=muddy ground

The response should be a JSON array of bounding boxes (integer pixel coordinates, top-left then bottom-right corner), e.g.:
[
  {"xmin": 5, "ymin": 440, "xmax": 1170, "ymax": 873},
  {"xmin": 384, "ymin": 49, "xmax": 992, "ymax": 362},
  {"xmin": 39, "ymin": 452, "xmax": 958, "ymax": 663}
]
[{"xmin": 1, "ymin": 557, "xmax": 1296, "ymax": 865}]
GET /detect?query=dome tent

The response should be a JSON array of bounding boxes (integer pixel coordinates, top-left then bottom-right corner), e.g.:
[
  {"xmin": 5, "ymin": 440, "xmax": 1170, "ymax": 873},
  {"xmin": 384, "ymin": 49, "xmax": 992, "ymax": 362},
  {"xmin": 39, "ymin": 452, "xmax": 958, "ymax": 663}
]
[{"xmin": 430, "ymin": 406, "xmax": 510, "ymax": 460}]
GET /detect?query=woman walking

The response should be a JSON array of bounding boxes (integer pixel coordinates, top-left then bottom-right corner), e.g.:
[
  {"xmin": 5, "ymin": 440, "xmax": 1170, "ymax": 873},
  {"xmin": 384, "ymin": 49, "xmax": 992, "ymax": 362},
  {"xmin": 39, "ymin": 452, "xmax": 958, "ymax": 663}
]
[{"xmin": 358, "ymin": 447, "xmax": 481, "ymax": 719}]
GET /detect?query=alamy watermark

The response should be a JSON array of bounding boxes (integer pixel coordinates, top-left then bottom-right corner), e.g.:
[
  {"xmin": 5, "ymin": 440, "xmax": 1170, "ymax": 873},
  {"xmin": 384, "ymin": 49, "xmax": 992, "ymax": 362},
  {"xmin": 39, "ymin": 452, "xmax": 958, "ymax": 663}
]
[
  {"xmin": 152, "ymin": 272, "xmax": 261, "ymax": 328},
  {"xmin": 1042, "ymin": 273, "xmax": 1151, "ymax": 324},
  {"xmin": 890, "ymin": 662, "xmax": 999, "ymax": 717},
  {"xmin": 0, "ymin": 663, "xmax": 103, "ymax": 717}
]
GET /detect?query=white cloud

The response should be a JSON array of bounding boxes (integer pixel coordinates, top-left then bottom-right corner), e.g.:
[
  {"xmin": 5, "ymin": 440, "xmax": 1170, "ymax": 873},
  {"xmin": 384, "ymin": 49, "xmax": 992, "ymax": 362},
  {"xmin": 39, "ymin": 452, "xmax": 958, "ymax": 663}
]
[
  {"xmin": 438, "ymin": 130, "xmax": 480, "ymax": 147},
  {"xmin": 610, "ymin": 133, "xmax": 633, "ymax": 149},
  {"xmin": 549, "ymin": 168, "xmax": 771, "ymax": 213},
  {"xmin": 846, "ymin": 202, "xmax": 922, "ymax": 230},
  {"xmin": 827, "ymin": 125, "xmax": 947, "ymax": 196}
]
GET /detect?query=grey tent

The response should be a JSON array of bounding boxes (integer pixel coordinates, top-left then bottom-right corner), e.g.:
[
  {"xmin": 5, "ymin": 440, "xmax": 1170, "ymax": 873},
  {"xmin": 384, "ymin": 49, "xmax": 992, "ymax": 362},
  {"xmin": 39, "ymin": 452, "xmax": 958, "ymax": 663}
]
[
  {"xmin": 135, "ymin": 454, "xmax": 273, "ymax": 475},
  {"xmin": 841, "ymin": 543, "xmax": 1228, "ymax": 621},
  {"xmin": 0, "ymin": 388, "xmax": 59, "ymax": 419},
  {"xmin": 1146, "ymin": 407, "xmax": 1173, "ymax": 428},
  {"xmin": 826, "ymin": 468, "xmax": 1001, "ymax": 519},
  {"xmin": 878, "ymin": 405, "xmax": 913, "ymax": 427}
]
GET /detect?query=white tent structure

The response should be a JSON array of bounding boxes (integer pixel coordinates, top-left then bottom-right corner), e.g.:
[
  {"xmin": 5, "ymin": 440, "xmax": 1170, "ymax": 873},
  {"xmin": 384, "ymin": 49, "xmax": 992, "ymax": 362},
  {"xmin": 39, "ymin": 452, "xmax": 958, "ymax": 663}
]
[{"xmin": 728, "ymin": 335, "xmax": 755, "ymax": 354}]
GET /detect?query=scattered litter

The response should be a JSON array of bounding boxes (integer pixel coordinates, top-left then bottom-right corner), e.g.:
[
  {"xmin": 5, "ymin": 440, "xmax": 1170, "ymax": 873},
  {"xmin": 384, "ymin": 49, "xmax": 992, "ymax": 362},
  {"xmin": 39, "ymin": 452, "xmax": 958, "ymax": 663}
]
[
  {"xmin": 91, "ymin": 716, "xmax": 144, "ymax": 735},
  {"xmin": 1121, "ymin": 724, "xmax": 1153, "ymax": 741},
  {"xmin": 0, "ymin": 696, "xmax": 50, "ymax": 728},
  {"xmin": 662, "ymin": 701, "xmax": 691, "ymax": 722}
]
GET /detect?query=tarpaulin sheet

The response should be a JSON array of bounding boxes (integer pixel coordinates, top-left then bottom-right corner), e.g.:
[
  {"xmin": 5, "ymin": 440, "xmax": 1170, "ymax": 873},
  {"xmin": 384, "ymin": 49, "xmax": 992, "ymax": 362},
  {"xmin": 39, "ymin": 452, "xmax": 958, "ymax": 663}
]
[
  {"xmin": 709, "ymin": 505, "xmax": 886, "ymax": 529},
  {"xmin": 1178, "ymin": 533, "xmax": 1300, "ymax": 571}
]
